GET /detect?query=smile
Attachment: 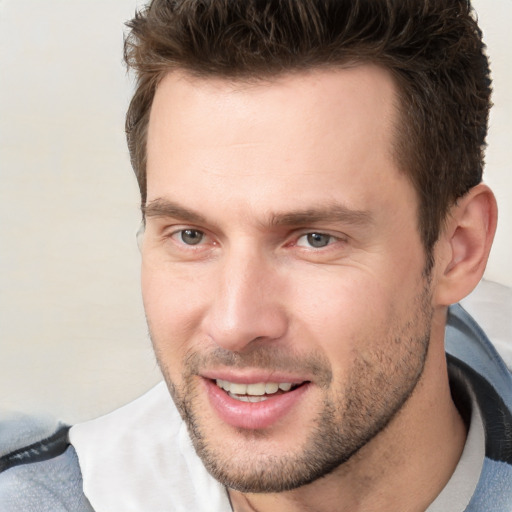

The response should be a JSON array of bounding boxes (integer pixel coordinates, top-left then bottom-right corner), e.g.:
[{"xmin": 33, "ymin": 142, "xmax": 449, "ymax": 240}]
[
  {"xmin": 205, "ymin": 377, "xmax": 311, "ymax": 429},
  {"xmin": 215, "ymin": 379, "xmax": 301, "ymax": 402}
]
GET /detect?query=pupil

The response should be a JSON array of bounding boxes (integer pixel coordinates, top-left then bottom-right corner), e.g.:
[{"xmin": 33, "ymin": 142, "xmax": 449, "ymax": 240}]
[
  {"xmin": 307, "ymin": 233, "xmax": 330, "ymax": 248},
  {"xmin": 181, "ymin": 229, "xmax": 203, "ymax": 245}
]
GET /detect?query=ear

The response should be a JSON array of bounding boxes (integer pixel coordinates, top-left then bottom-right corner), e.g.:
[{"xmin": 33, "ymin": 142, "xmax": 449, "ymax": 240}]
[{"xmin": 433, "ymin": 184, "xmax": 497, "ymax": 306}]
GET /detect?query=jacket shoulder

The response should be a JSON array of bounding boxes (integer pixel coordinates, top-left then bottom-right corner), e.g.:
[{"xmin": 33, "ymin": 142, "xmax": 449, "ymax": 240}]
[{"xmin": 0, "ymin": 412, "xmax": 94, "ymax": 511}]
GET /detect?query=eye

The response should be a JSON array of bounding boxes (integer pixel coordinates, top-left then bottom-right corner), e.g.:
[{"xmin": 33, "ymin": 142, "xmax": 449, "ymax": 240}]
[
  {"xmin": 175, "ymin": 229, "xmax": 205, "ymax": 245},
  {"xmin": 296, "ymin": 232, "xmax": 335, "ymax": 248}
]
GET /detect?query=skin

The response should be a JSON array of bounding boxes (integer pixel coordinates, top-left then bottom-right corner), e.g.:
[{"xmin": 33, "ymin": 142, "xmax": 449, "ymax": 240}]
[{"xmin": 141, "ymin": 65, "xmax": 484, "ymax": 511}]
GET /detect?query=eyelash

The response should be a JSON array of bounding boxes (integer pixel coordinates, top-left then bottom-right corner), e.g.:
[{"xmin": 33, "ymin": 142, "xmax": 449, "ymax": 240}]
[
  {"xmin": 171, "ymin": 228, "xmax": 206, "ymax": 246},
  {"xmin": 295, "ymin": 232, "xmax": 339, "ymax": 249},
  {"xmin": 168, "ymin": 228, "xmax": 212, "ymax": 250}
]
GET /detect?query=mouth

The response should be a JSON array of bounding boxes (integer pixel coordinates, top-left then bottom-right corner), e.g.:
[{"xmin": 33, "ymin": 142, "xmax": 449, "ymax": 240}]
[
  {"xmin": 214, "ymin": 379, "xmax": 304, "ymax": 403},
  {"xmin": 204, "ymin": 376, "xmax": 311, "ymax": 430}
]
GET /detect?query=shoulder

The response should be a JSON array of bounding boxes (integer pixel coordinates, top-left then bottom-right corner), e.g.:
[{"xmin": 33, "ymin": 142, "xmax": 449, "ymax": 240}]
[
  {"xmin": 446, "ymin": 281, "xmax": 512, "ymax": 510},
  {"xmin": 459, "ymin": 279, "xmax": 512, "ymax": 370},
  {"xmin": 447, "ymin": 279, "xmax": 512, "ymax": 403},
  {"xmin": 446, "ymin": 289, "xmax": 512, "ymax": 460},
  {"xmin": 0, "ymin": 412, "xmax": 94, "ymax": 511},
  {"xmin": 466, "ymin": 458, "xmax": 512, "ymax": 511}
]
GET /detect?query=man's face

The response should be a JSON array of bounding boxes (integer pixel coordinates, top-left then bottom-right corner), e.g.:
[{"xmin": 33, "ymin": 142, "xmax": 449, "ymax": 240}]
[{"xmin": 142, "ymin": 66, "xmax": 433, "ymax": 492}]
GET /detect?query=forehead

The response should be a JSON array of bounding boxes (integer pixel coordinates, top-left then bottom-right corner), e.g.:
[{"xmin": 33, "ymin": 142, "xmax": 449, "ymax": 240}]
[
  {"xmin": 145, "ymin": 65, "xmax": 411, "ymax": 220},
  {"xmin": 148, "ymin": 65, "xmax": 398, "ymax": 153}
]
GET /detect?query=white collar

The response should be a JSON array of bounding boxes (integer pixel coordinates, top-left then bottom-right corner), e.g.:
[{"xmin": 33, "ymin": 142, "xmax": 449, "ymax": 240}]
[
  {"xmin": 70, "ymin": 382, "xmax": 231, "ymax": 512},
  {"xmin": 426, "ymin": 388, "xmax": 486, "ymax": 512}
]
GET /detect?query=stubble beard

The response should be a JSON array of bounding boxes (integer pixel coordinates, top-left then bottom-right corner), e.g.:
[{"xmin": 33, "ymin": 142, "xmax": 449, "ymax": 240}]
[{"xmin": 151, "ymin": 284, "xmax": 433, "ymax": 494}]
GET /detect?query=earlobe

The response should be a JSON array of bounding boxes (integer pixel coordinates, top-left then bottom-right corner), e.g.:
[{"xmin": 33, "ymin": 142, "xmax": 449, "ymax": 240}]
[{"xmin": 434, "ymin": 184, "xmax": 497, "ymax": 306}]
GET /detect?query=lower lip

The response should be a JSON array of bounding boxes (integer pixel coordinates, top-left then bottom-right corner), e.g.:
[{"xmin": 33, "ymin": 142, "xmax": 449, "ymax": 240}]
[{"xmin": 204, "ymin": 379, "xmax": 310, "ymax": 430}]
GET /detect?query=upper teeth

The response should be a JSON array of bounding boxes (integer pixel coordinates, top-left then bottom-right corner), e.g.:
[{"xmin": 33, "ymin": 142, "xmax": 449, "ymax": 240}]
[{"xmin": 215, "ymin": 380, "xmax": 293, "ymax": 396}]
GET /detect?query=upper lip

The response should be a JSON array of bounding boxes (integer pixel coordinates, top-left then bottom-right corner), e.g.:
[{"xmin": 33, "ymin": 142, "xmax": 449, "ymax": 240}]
[{"xmin": 200, "ymin": 369, "xmax": 310, "ymax": 385}]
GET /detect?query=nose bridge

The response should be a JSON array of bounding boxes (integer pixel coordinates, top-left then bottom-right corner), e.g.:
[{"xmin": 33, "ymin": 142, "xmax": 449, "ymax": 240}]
[{"xmin": 206, "ymin": 243, "xmax": 287, "ymax": 351}]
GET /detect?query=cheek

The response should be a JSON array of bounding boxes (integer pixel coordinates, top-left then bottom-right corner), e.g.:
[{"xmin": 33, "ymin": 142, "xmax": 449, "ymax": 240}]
[
  {"xmin": 289, "ymin": 267, "xmax": 414, "ymax": 376},
  {"xmin": 141, "ymin": 263, "xmax": 209, "ymax": 364},
  {"xmin": 291, "ymin": 267, "xmax": 394, "ymax": 331}
]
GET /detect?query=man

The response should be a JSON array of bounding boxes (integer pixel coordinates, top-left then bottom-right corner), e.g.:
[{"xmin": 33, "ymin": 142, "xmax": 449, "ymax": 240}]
[{"xmin": 1, "ymin": 1, "xmax": 511, "ymax": 511}]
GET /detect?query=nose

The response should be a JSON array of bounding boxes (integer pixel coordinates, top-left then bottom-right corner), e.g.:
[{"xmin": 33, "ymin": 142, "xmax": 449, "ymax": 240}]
[{"xmin": 203, "ymin": 249, "xmax": 288, "ymax": 353}]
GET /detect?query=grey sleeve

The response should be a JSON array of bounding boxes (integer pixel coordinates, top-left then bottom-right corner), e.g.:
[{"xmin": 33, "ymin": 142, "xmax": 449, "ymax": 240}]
[
  {"xmin": 1, "ymin": 412, "xmax": 94, "ymax": 511},
  {"xmin": 0, "ymin": 444, "xmax": 94, "ymax": 512}
]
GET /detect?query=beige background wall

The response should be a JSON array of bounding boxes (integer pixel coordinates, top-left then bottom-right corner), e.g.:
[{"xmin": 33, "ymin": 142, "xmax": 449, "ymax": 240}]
[{"xmin": 1, "ymin": 0, "xmax": 511, "ymax": 424}]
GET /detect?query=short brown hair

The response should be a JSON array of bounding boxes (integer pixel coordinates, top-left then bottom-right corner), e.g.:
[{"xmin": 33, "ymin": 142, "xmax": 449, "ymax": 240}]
[{"xmin": 124, "ymin": 0, "xmax": 491, "ymax": 259}]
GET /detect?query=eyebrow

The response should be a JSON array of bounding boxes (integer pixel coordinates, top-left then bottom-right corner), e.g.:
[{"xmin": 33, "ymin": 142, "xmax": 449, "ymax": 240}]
[
  {"xmin": 143, "ymin": 198, "xmax": 207, "ymax": 224},
  {"xmin": 268, "ymin": 205, "xmax": 373, "ymax": 228},
  {"xmin": 143, "ymin": 198, "xmax": 373, "ymax": 228}
]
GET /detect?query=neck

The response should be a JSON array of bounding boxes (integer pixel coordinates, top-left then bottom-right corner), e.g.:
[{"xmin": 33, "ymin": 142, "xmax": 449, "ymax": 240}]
[{"xmin": 229, "ymin": 314, "xmax": 467, "ymax": 512}]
